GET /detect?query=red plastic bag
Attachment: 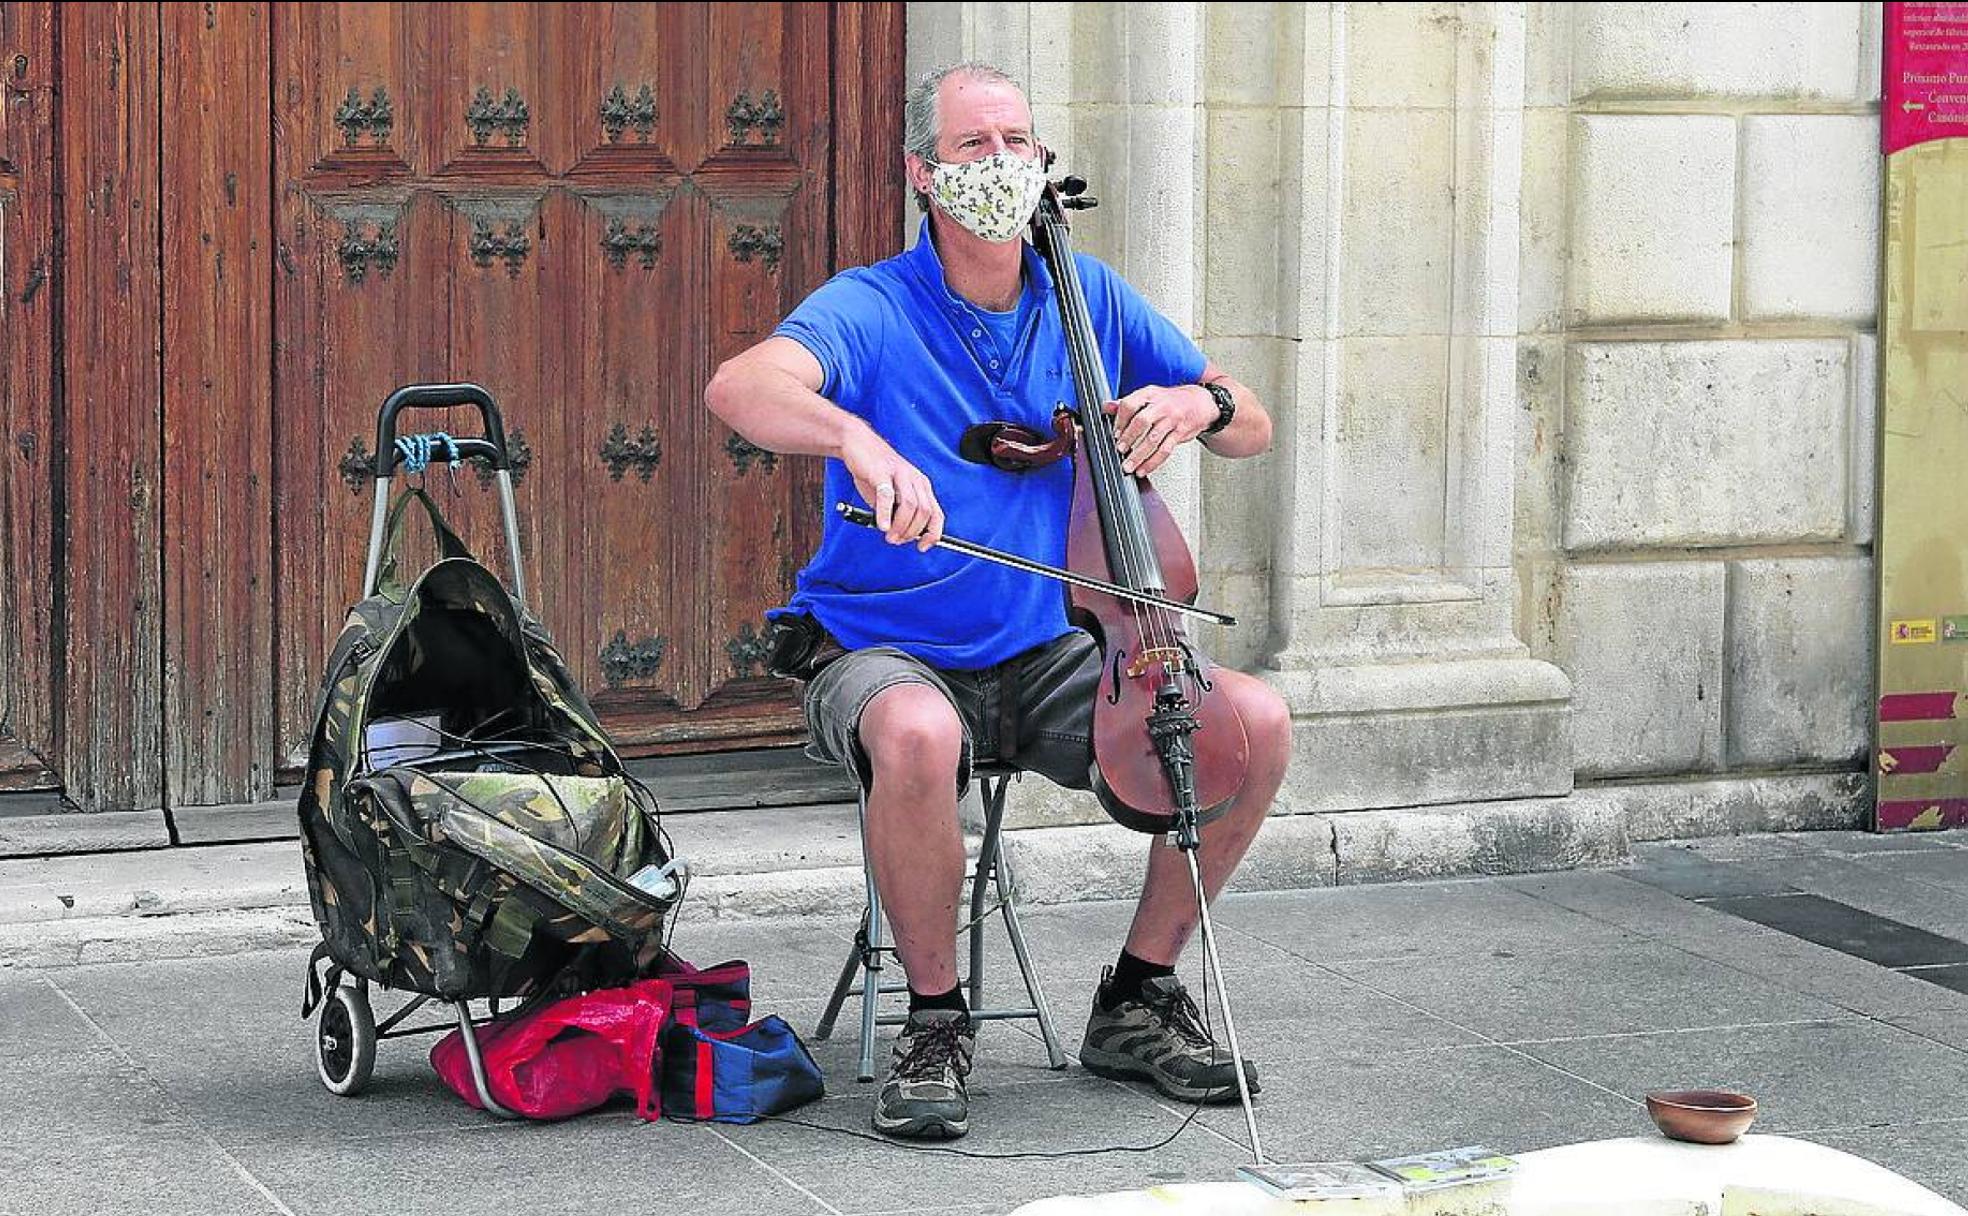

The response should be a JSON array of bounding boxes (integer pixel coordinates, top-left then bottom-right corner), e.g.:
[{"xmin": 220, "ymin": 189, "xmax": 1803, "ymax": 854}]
[{"xmin": 430, "ymin": 977, "xmax": 673, "ymax": 1120}]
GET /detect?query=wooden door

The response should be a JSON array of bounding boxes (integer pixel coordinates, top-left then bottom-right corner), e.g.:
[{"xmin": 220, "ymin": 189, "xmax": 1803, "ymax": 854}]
[
  {"xmin": 271, "ymin": 2, "xmax": 888, "ymax": 771},
  {"xmin": 0, "ymin": 2, "xmax": 901, "ymax": 823},
  {"xmin": 0, "ymin": 2, "xmax": 67, "ymax": 797},
  {"xmin": 2, "ymin": 2, "xmax": 246, "ymax": 817}
]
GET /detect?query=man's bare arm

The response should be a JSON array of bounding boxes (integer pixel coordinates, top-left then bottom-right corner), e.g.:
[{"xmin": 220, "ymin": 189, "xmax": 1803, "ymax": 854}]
[
  {"xmin": 1104, "ymin": 359, "xmax": 1275, "ymax": 475},
  {"xmin": 704, "ymin": 337, "xmax": 865, "ymax": 460},
  {"xmin": 1194, "ymin": 360, "xmax": 1273, "ymax": 460},
  {"xmin": 705, "ymin": 337, "xmax": 945, "ymax": 548}
]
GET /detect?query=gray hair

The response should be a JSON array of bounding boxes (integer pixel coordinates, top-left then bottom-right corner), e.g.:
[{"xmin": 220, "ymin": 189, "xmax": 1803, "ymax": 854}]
[{"xmin": 903, "ymin": 62, "xmax": 1029, "ymax": 211}]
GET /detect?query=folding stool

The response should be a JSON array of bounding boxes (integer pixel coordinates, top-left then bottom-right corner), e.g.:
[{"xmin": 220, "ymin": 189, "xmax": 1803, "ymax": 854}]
[{"xmin": 814, "ymin": 761, "xmax": 1070, "ymax": 1081}]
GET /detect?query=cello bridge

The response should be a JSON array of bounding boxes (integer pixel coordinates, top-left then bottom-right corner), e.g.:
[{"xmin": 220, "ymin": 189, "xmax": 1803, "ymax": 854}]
[{"xmin": 1127, "ymin": 647, "xmax": 1187, "ymax": 679}]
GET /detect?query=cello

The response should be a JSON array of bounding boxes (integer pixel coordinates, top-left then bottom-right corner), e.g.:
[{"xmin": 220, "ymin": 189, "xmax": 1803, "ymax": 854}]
[{"xmin": 1035, "ymin": 168, "xmax": 1251, "ymax": 842}]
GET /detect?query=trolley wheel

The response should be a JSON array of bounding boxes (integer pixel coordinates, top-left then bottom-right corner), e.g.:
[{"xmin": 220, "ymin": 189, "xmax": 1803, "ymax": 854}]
[{"xmin": 316, "ymin": 982, "xmax": 376, "ymax": 1097}]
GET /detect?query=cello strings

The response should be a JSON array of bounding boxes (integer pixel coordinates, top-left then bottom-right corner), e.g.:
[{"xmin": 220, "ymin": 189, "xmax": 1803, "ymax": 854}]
[
  {"xmin": 1042, "ymin": 214, "xmax": 1168, "ymax": 660},
  {"xmin": 1040, "ymin": 194, "xmax": 1225, "ymax": 833},
  {"xmin": 1061, "ymin": 231, "xmax": 1183, "ymax": 671},
  {"xmin": 1042, "ymin": 211, "xmax": 1191, "ymax": 697},
  {"xmin": 1066, "ymin": 247, "xmax": 1180, "ymax": 666},
  {"xmin": 1041, "ymin": 202, "xmax": 1212, "ymax": 823}
]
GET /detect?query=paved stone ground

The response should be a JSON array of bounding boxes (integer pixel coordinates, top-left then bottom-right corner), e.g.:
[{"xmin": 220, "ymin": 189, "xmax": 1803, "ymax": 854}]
[{"xmin": 5, "ymin": 829, "xmax": 1968, "ymax": 1215}]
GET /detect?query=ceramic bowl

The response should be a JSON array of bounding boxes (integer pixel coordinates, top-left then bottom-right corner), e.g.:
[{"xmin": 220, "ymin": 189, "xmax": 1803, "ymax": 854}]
[{"xmin": 1645, "ymin": 1089, "xmax": 1758, "ymax": 1144}]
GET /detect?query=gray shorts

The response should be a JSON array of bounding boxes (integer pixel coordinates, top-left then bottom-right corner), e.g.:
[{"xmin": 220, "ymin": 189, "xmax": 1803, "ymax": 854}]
[{"xmin": 801, "ymin": 630, "xmax": 1100, "ymax": 798}]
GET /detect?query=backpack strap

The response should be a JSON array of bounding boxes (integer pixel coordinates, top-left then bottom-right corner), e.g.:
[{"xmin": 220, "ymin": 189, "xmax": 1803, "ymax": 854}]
[
  {"xmin": 370, "ymin": 810, "xmax": 421, "ymax": 960},
  {"xmin": 301, "ymin": 941, "xmax": 340, "ymax": 1018},
  {"xmin": 374, "ymin": 486, "xmax": 475, "ymax": 597},
  {"xmin": 301, "ymin": 626, "xmax": 377, "ymax": 781}
]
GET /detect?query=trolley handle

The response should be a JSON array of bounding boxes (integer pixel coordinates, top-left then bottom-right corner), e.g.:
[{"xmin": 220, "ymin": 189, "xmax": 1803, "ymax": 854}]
[
  {"xmin": 374, "ymin": 382, "xmax": 510, "ymax": 478},
  {"xmin": 360, "ymin": 382, "xmax": 529, "ymax": 609},
  {"xmin": 374, "ymin": 436, "xmax": 503, "ymax": 477}
]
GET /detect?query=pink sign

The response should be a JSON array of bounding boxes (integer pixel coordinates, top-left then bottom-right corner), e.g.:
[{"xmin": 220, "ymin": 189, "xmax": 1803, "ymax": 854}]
[
  {"xmin": 1885, "ymin": 3, "xmax": 1968, "ymax": 154},
  {"xmin": 1878, "ymin": 690, "xmax": 1962, "ymax": 721},
  {"xmin": 1880, "ymin": 743, "xmax": 1955, "ymax": 773},
  {"xmin": 1877, "ymin": 798, "xmax": 1968, "ymax": 829}
]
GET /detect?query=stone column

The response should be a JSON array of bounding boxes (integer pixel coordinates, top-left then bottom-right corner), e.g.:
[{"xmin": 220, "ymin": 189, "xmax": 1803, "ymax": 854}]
[{"xmin": 1261, "ymin": 3, "xmax": 1573, "ymax": 814}]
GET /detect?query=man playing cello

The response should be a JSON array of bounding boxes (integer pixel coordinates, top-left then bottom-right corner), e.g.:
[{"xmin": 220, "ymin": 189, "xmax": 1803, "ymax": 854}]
[{"xmin": 705, "ymin": 61, "xmax": 1292, "ymax": 1141}]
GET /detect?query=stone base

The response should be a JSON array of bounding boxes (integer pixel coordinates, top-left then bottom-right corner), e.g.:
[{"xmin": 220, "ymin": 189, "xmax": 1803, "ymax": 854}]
[
  {"xmin": 1271, "ymin": 655, "xmax": 1575, "ymax": 813},
  {"xmin": 1326, "ymin": 795, "xmax": 1628, "ymax": 884},
  {"xmin": 995, "ymin": 770, "xmax": 1868, "ymax": 902},
  {"xmin": 1585, "ymin": 770, "xmax": 1869, "ymax": 841},
  {"xmin": 0, "ymin": 810, "xmax": 171, "ymax": 856}
]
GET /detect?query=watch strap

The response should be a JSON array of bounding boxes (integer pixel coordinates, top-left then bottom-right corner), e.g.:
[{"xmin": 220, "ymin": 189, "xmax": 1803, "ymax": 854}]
[{"xmin": 1200, "ymin": 380, "xmax": 1236, "ymax": 436}]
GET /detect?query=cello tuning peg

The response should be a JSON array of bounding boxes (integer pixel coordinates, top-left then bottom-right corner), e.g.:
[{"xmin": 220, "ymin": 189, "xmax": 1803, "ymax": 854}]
[
  {"xmin": 1059, "ymin": 175, "xmax": 1088, "ymax": 196},
  {"xmin": 1063, "ymin": 194, "xmax": 1099, "ymax": 210}
]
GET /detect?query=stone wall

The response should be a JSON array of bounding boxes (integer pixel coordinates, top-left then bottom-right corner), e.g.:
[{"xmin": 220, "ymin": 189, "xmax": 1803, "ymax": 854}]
[
  {"xmin": 904, "ymin": 3, "xmax": 1880, "ymax": 862},
  {"xmin": 1520, "ymin": 1, "xmax": 1879, "ymax": 787}
]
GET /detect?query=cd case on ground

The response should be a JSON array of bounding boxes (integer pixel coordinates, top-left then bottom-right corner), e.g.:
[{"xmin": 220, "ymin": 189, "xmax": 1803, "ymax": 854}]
[
  {"xmin": 1235, "ymin": 1162, "xmax": 1402, "ymax": 1200},
  {"xmin": 1365, "ymin": 1145, "xmax": 1518, "ymax": 1191}
]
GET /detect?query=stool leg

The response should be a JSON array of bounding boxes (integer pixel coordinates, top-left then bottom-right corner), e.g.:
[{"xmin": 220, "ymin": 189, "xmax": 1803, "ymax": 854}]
[
  {"xmin": 861, "ymin": 865, "xmax": 893, "ymax": 1078},
  {"xmin": 814, "ymin": 905, "xmax": 865, "ymax": 1043},
  {"xmin": 857, "ymin": 796, "xmax": 885, "ymax": 1083},
  {"xmin": 995, "ymin": 825, "xmax": 1069, "ymax": 1070},
  {"xmin": 966, "ymin": 775, "xmax": 1004, "ymax": 1015}
]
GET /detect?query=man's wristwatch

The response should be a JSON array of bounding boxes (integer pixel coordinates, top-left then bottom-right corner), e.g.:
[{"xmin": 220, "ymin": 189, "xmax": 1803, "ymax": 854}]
[{"xmin": 1199, "ymin": 380, "xmax": 1237, "ymax": 437}]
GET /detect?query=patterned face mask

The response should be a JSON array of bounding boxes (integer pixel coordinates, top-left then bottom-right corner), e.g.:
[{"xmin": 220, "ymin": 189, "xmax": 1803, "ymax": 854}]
[{"xmin": 926, "ymin": 150, "xmax": 1048, "ymax": 244}]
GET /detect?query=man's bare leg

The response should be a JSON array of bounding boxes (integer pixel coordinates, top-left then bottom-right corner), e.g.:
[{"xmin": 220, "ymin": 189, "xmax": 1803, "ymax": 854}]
[
  {"xmin": 1123, "ymin": 671, "xmax": 1293, "ymax": 964},
  {"xmin": 1077, "ymin": 672, "xmax": 1293, "ymax": 1105},
  {"xmin": 860, "ymin": 682, "xmax": 977, "ymax": 1140},
  {"xmin": 859, "ymin": 683, "xmax": 967, "ymax": 993}
]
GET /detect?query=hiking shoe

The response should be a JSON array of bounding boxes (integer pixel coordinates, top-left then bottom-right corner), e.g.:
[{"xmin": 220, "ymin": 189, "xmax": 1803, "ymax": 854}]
[
  {"xmin": 872, "ymin": 1009, "xmax": 975, "ymax": 1139},
  {"xmin": 1079, "ymin": 969, "xmax": 1260, "ymax": 1104}
]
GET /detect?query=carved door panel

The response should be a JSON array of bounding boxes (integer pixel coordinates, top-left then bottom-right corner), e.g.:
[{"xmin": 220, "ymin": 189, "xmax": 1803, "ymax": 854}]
[
  {"xmin": 271, "ymin": 2, "xmax": 843, "ymax": 765},
  {"xmin": 559, "ymin": 2, "xmax": 707, "ymax": 739},
  {"xmin": 694, "ymin": 4, "xmax": 830, "ymax": 735}
]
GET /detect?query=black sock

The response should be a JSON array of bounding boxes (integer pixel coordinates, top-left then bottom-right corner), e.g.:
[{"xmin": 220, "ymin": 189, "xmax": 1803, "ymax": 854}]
[
  {"xmin": 1101, "ymin": 949, "xmax": 1175, "ymax": 1010},
  {"xmin": 908, "ymin": 983, "xmax": 968, "ymax": 1016}
]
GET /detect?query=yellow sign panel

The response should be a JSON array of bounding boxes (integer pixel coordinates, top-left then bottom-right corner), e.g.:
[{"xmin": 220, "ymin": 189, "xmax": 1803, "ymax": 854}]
[
  {"xmin": 1876, "ymin": 4, "xmax": 1968, "ymax": 831},
  {"xmin": 1891, "ymin": 619, "xmax": 1938, "ymax": 644}
]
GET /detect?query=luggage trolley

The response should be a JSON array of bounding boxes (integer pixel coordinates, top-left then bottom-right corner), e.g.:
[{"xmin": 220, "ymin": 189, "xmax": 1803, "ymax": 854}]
[{"xmin": 302, "ymin": 383, "xmax": 672, "ymax": 1117}]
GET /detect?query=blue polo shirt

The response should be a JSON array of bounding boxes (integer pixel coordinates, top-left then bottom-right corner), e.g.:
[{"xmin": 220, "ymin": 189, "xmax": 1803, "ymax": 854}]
[{"xmin": 772, "ymin": 219, "xmax": 1207, "ymax": 670}]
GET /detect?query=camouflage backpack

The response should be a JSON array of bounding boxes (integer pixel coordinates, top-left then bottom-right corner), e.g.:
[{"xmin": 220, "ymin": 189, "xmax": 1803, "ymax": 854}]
[{"xmin": 298, "ymin": 487, "xmax": 674, "ymax": 1004}]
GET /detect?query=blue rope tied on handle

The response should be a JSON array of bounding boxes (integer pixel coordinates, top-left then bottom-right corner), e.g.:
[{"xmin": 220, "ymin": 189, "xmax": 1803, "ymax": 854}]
[{"xmin": 394, "ymin": 432, "xmax": 460, "ymax": 475}]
